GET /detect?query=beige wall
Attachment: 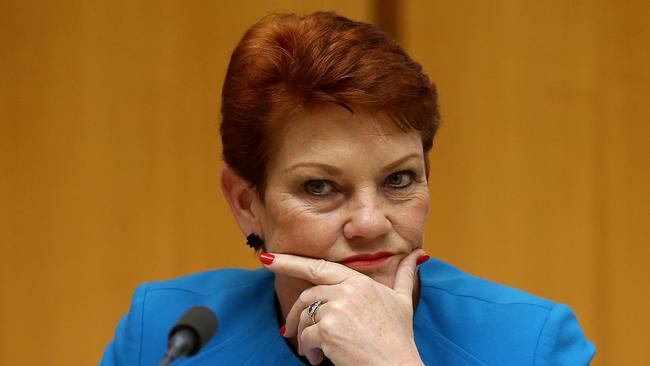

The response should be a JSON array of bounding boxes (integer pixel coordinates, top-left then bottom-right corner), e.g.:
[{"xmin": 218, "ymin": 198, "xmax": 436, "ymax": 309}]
[
  {"xmin": 402, "ymin": 1, "xmax": 650, "ymax": 364},
  {"xmin": 1, "ymin": 1, "xmax": 647, "ymax": 365}
]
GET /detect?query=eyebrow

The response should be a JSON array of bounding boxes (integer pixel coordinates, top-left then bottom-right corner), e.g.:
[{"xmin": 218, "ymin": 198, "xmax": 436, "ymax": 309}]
[
  {"xmin": 283, "ymin": 153, "xmax": 423, "ymax": 175},
  {"xmin": 381, "ymin": 153, "xmax": 424, "ymax": 172}
]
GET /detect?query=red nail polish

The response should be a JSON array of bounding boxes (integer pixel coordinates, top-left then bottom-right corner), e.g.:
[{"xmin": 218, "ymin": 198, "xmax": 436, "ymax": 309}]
[
  {"xmin": 416, "ymin": 255, "xmax": 430, "ymax": 266},
  {"xmin": 279, "ymin": 324, "xmax": 286, "ymax": 336},
  {"xmin": 259, "ymin": 253, "xmax": 275, "ymax": 265}
]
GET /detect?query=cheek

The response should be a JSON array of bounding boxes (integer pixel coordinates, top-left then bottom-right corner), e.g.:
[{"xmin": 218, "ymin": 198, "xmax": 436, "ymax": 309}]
[
  {"xmin": 263, "ymin": 202, "xmax": 342, "ymax": 256},
  {"xmin": 391, "ymin": 193, "xmax": 429, "ymax": 245}
]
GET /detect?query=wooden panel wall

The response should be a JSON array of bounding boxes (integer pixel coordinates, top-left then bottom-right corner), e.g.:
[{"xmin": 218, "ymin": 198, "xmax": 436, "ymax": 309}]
[
  {"xmin": 1, "ymin": 1, "xmax": 647, "ymax": 365},
  {"xmin": 0, "ymin": 1, "xmax": 372, "ymax": 365},
  {"xmin": 402, "ymin": 1, "xmax": 650, "ymax": 364}
]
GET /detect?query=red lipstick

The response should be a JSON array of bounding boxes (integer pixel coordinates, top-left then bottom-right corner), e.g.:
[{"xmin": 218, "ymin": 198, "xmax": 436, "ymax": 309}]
[{"xmin": 340, "ymin": 252, "xmax": 393, "ymax": 267}]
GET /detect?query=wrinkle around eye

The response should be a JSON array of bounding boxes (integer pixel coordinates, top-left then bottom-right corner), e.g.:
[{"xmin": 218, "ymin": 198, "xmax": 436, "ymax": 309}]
[
  {"xmin": 274, "ymin": 191, "xmax": 342, "ymax": 215},
  {"xmin": 384, "ymin": 183, "xmax": 429, "ymax": 203}
]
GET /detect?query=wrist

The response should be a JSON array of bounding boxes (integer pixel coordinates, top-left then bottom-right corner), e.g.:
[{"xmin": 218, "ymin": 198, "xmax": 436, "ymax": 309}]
[{"xmin": 391, "ymin": 344, "xmax": 424, "ymax": 366}]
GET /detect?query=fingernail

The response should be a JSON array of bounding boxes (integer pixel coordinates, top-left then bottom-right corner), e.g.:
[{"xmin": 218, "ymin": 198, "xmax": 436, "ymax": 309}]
[
  {"xmin": 279, "ymin": 324, "xmax": 286, "ymax": 336},
  {"xmin": 259, "ymin": 253, "xmax": 275, "ymax": 265},
  {"xmin": 416, "ymin": 255, "xmax": 430, "ymax": 266}
]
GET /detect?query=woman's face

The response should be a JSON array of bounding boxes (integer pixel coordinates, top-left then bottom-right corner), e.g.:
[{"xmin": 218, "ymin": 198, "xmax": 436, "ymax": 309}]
[{"xmin": 252, "ymin": 103, "xmax": 429, "ymax": 290}]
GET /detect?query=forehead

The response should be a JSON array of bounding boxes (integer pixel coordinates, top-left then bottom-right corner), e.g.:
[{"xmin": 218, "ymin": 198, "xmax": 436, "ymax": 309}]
[{"xmin": 269, "ymin": 104, "xmax": 423, "ymax": 168}]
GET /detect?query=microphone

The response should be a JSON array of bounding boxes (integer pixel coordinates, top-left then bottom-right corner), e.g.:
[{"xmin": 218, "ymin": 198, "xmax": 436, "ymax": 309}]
[{"xmin": 158, "ymin": 306, "xmax": 219, "ymax": 366}]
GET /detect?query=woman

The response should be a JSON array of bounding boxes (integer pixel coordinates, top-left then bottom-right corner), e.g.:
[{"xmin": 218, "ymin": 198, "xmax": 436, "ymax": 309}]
[{"xmin": 101, "ymin": 12, "xmax": 595, "ymax": 365}]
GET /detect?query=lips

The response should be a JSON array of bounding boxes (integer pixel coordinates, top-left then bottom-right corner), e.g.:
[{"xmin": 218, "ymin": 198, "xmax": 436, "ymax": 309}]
[{"xmin": 339, "ymin": 251, "xmax": 393, "ymax": 267}]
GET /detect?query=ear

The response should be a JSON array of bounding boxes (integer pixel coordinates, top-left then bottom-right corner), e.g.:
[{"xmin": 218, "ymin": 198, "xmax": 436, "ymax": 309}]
[{"xmin": 220, "ymin": 165, "xmax": 263, "ymax": 237}]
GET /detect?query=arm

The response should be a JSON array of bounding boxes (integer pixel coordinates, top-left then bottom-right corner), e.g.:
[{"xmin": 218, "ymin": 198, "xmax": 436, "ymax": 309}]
[{"xmin": 534, "ymin": 304, "xmax": 596, "ymax": 365}]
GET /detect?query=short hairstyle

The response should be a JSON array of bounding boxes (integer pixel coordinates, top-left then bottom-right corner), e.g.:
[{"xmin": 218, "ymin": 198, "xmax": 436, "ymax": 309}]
[{"xmin": 220, "ymin": 11, "xmax": 440, "ymax": 194}]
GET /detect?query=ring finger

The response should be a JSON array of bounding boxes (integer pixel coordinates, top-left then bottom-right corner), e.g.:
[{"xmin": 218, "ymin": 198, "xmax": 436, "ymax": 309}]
[
  {"xmin": 284, "ymin": 285, "xmax": 337, "ymax": 338},
  {"xmin": 300, "ymin": 323, "xmax": 325, "ymax": 365},
  {"xmin": 298, "ymin": 301, "xmax": 325, "ymax": 355}
]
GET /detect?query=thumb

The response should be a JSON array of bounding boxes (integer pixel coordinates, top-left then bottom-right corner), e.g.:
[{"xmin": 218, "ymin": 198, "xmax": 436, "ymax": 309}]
[{"xmin": 392, "ymin": 249, "xmax": 428, "ymax": 297}]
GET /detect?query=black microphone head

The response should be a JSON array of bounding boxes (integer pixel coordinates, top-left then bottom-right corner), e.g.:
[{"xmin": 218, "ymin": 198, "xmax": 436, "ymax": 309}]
[{"xmin": 168, "ymin": 306, "xmax": 218, "ymax": 356}]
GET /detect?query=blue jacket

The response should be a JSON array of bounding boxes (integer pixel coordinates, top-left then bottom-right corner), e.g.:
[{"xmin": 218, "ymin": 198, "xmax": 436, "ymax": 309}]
[{"xmin": 101, "ymin": 258, "xmax": 595, "ymax": 365}]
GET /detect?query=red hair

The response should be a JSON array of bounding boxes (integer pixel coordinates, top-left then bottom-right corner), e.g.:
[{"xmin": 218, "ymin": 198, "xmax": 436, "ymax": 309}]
[{"xmin": 220, "ymin": 11, "xmax": 440, "ymax": 193}]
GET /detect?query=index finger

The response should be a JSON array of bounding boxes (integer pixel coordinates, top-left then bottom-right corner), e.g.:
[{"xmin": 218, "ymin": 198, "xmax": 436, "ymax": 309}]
[{"xmin": 259, "ymin": 253, "xmax": 356, "ymax": 285}]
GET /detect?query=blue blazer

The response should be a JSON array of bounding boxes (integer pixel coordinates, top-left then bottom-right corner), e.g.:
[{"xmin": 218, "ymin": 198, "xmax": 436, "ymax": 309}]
[{"xmin": 101, "ymin": 258, "xmax": 595, "ymax": 365}]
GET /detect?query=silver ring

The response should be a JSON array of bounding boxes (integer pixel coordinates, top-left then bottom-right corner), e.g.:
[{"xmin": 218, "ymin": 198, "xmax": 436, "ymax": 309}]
[{"xmin": 307, "ymin": 299, "xmax": 322, "ymax": 325}]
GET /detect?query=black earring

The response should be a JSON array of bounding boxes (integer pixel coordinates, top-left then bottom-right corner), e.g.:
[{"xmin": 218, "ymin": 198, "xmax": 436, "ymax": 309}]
[{"xmin": 246, "ymin": 233, "xmax": 264, "ymax": 250}]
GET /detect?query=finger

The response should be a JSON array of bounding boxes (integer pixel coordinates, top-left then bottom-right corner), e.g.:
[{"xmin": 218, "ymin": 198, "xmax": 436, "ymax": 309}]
[
  {"xmin": 296, "ymin": 304, "xmax": 325, "ymax": 356},
  {"xmin": 300, "ymin": 324, "xmax": 325, "ymax": 365},
  {"xmin": 283, "ymin": 286, "xmax": 333, "ymax": 338},
  {"xmin": 297, "ymin": 306, "xmax": 312, "ymax": 355},
  {"xmin": 261, "ymin": 253, "xmax": 355, "ymax": 285},
  {"xmin": 392, "ymin": 248, "xmax": 427, "ymax": 296},
  {"xmin": 297, "ymin": 301, "xmax": 326, "ymax": 353}
]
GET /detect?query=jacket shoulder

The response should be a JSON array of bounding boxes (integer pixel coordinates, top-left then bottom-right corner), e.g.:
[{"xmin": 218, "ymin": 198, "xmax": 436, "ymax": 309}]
[
  {"xmin": 100, "ymin": 268, "xmax": 274, "ymax": 366},
  {"xmin": 416, "ymin": 258, "xmax": 595, "ymax": 365},
  {"xmin": 420, "ymin": 258, "xmax": 554, "ymax": 307},
  {"xmin": 145, "ymin": 267, "xmax": 272, "ymax": 295}
]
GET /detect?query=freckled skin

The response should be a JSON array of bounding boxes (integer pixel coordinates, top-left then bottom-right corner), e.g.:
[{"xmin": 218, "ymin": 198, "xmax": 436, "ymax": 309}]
[{"xmin": 249, "ymin": 103, "xmax": 430, "ymax": 323}]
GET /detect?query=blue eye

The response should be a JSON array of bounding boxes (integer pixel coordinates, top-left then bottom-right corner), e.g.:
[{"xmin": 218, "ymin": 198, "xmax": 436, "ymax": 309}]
[
  {"xmin": 304, "ymin": 180, "xmax": 334, "ymax": 196},
  {"xmin": 385, "ymin": 171, "xmax": 415, "ymax": 188}
]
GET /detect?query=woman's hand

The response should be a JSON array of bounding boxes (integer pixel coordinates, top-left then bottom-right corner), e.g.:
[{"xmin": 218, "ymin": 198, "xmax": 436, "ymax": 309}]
[{"xmin": 260, "ymin": 249, "xmax": 428, "ymax": 366}]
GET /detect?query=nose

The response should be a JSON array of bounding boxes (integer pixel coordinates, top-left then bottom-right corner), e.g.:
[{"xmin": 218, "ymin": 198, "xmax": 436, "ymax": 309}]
[{"xmin": 343, "ymin": 190, "xmax": 392, "ymax": 241}]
